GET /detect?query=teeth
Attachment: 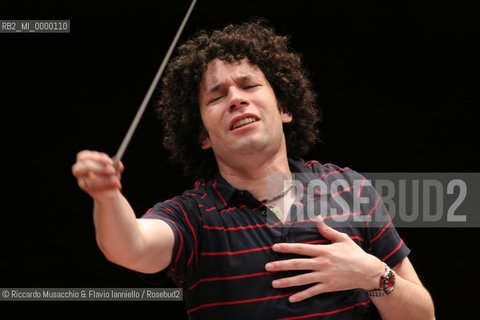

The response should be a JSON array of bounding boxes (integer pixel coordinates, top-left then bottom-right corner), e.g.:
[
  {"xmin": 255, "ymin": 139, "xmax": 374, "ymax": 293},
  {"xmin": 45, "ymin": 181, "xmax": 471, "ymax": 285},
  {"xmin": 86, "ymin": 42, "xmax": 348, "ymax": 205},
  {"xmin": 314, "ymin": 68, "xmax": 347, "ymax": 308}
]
[{"xmin": 232, "ymin": 117, "xmax": 257, "ymax": 130}]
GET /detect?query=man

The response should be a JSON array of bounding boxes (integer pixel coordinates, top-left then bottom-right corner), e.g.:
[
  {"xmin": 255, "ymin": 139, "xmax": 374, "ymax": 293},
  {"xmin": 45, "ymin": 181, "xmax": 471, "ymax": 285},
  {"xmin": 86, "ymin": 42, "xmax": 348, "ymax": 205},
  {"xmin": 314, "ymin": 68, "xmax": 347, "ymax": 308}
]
[{"xmin": 72, "ymin": 21, "xmax": 435, "ymax": 319}]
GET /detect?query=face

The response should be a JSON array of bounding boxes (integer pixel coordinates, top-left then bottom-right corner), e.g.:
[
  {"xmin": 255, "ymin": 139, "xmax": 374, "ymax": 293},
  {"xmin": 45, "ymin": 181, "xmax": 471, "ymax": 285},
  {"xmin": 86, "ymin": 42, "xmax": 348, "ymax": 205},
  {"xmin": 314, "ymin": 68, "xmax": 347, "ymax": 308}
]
[{"xmin": 198, "ymin": 59, "xmax": 292, "ymax": 164}]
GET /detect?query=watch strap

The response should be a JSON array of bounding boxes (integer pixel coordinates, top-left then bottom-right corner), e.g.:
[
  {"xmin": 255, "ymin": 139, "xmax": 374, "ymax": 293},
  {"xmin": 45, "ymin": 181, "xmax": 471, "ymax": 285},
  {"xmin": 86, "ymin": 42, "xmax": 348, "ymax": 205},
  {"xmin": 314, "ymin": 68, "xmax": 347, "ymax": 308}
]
[{"xmin": 367, "ymin": 262, "xmax": 395, "ymax": 297}]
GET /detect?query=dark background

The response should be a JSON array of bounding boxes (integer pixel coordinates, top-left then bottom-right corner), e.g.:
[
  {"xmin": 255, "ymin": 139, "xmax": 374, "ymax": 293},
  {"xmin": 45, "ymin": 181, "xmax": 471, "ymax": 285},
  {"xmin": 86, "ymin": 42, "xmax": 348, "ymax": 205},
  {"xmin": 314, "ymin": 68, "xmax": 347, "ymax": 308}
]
[{"xmin": 1, "ymin": 0, "xmax": 478, "ymax": 318}]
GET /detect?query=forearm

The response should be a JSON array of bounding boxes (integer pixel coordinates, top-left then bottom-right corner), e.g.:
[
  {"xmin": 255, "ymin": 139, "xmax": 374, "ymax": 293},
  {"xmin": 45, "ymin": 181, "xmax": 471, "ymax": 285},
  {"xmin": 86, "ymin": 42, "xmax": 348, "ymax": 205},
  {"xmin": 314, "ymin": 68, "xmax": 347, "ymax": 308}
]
[
  {"xmin": 73, "ymin": 150, "xmax": 173, "ymax": 273},
  {"xmin": 371, "ymin": 272, "xmax": 435, "ymax": 320},
  {"xmin": 93, "ymin": 190, "xmax": 146, "ymax": 267}
]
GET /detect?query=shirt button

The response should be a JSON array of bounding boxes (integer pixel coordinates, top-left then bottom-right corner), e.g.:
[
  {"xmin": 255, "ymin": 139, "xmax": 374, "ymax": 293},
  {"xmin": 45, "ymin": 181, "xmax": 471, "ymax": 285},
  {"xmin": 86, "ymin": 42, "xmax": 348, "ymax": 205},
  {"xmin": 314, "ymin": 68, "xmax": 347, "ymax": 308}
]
[{"xmin": 260, "ymin": 210, "xmax": 267, "ymax": 216}]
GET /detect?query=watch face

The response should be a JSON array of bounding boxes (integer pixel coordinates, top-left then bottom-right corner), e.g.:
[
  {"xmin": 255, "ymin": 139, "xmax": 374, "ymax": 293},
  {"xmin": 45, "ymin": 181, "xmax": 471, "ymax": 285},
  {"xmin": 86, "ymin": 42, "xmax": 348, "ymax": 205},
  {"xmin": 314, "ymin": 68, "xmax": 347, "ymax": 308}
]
[{"xmin": 383, "ymin": 271, "xmax": 395, "ymax": 294}]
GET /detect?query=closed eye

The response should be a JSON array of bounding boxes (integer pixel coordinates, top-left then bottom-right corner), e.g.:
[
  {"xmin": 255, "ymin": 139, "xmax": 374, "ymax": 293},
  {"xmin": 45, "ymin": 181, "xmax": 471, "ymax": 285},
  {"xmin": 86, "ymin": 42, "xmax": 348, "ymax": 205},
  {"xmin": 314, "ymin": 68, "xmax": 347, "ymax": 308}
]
[
  {"xmin": 209, "ymin": 95, "xmax": 224, "ymax": 104},
  {"xmin": 207, "ymin": 84, "xmax": 259, "ymax": 104}
]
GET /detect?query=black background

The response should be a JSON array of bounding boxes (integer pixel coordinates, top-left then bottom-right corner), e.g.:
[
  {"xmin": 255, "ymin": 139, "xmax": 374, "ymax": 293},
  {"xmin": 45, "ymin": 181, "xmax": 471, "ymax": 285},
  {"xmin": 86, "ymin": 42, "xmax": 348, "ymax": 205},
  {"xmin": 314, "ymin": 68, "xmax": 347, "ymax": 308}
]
[{"xmin": 1, "ymin": 0, "xmax": 478, "ymax": 318}]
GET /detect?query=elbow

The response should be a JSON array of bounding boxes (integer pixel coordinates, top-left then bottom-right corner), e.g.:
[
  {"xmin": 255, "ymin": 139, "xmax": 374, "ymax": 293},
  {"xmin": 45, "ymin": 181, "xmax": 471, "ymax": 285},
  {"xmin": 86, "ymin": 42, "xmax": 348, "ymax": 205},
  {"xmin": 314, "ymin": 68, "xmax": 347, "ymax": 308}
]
[
  {"xmin": 423, "ymin": 297, "xmax": 436, "ymax": 320},
  {"xmin": 96, "ymin": 237, "xmax": 118, "ymax": 264},
  {"xmin": 95, "ymin": 237, "xmax": 131, "ymax": 267}
]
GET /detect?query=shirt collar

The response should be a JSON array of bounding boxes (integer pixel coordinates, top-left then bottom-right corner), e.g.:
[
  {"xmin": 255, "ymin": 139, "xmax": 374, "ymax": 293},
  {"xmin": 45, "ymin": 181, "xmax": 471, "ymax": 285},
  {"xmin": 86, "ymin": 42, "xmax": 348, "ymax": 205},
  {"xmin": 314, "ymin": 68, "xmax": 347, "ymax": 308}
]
[{"xmin": 207, "ymin": 158, "xmax": 312, "ymax": 209}]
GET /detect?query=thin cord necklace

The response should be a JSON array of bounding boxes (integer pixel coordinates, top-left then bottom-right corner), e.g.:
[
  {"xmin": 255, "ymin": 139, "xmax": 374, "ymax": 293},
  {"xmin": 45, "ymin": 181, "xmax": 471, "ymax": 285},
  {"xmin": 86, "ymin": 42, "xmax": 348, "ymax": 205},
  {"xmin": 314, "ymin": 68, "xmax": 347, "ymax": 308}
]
[
  {"xmin": 259, "ymin": 173, "xmax": 295, "ymax": 204},
  {"xmin": 260, "ymin": 174, "xmax": 295, "ymax": 221}
]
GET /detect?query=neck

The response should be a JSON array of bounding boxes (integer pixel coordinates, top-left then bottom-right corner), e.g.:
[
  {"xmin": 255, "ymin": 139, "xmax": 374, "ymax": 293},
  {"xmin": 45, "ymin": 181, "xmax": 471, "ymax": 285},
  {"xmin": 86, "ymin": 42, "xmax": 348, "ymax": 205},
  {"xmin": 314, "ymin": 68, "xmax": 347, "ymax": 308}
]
[{"xmin": 215, "ymin": 143, "xmax": 291, "ymax": 201}]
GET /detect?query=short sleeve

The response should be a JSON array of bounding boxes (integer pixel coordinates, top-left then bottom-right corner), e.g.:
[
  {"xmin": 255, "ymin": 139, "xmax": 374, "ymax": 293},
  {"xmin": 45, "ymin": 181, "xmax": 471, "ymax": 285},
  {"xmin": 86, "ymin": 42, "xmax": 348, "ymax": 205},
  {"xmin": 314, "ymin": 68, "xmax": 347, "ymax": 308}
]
[
  {"xmin": 141, "ymin": 196, "xmax": 203, "ymax": 286},
  {"xmin": 352, "ymin": 170, "xmax": 410, "ymax": 268}
]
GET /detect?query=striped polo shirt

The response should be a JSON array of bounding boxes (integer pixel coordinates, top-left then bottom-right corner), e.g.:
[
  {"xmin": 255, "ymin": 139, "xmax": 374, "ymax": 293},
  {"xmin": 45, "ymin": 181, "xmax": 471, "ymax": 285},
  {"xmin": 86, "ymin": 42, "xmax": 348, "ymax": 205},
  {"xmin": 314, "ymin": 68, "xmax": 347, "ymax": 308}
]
[{"xmin": 142, "ymin": 158, "xmax": 410, "ymax": 319}]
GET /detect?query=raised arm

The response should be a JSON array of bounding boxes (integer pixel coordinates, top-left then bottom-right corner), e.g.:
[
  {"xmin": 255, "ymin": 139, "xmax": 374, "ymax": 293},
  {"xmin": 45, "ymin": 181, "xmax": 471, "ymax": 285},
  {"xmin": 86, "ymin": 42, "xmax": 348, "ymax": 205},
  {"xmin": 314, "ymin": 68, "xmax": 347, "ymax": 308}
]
[{"xmin": 72, "ymin": 150, "xmax": 174, "ymax": 274}]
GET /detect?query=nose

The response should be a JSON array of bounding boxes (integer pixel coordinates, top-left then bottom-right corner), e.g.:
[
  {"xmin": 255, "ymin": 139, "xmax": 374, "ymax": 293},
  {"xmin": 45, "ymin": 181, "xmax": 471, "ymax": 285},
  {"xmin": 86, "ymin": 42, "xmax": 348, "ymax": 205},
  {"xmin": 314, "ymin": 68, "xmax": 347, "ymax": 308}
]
[{"xmin": 228, "ymin": 87, "xmax": 249, "ymax": 111}]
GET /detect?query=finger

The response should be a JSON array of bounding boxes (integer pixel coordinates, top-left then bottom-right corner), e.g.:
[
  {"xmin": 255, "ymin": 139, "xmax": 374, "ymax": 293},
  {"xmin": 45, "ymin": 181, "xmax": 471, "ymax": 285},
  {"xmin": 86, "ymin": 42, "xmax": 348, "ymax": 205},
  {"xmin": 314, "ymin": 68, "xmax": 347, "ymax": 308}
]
[
  {"xmin": 72, "ymin": 159, "xmax": 116, "ymax": 178},
  {"xmin": 316, "ymin": 216, "xmax": 349, "ymax": 243},
  {"xmin": 272, "ymin": 271, "xmax": 321, "ymax": 289},
  {"xmin": 113, "ymin": 159, "xmax": 125, "ymax": 177},
  {"xmin": 266, "ymin": 258, "xmax": 320, "ymax": 272},
  {"xmin": 76, "ymin": 150, "xmax": 112, "ymax": 165},
  {"xmin": 272, "ymin": 243, "xmax": 323, "ymax": 257},
  {"xmin": 289, "ymin": 283, "xmax": 327, "ymax": 303}
]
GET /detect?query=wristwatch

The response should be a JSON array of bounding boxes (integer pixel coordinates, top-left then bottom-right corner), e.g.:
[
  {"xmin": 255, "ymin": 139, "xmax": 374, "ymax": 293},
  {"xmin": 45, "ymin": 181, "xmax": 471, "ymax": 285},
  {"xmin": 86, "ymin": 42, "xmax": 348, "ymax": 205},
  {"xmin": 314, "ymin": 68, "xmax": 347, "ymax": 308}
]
[{"xmin": 367, "ymin": 262, "xmax": 395, "ymax": 297}]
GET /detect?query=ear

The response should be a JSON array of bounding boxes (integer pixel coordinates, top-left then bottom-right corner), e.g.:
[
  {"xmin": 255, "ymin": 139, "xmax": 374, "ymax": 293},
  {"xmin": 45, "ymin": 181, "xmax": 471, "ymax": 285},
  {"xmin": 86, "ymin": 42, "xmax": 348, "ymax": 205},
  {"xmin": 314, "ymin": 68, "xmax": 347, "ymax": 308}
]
[
  {"xmin": 280, "ymin": 107, "xmax": 293, "ymax": 124},
  {"xmin": 199, "ymin": 131, "xmax": 211, "ymax": 150}
]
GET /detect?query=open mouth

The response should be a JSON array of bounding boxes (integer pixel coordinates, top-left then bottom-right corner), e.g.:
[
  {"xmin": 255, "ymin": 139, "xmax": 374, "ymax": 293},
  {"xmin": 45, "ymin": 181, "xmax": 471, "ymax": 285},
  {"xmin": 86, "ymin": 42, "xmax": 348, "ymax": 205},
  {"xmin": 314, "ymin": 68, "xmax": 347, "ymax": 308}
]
[{"xmin": 230, "ymin": 116, "xmax": 259, "ymax": 131}]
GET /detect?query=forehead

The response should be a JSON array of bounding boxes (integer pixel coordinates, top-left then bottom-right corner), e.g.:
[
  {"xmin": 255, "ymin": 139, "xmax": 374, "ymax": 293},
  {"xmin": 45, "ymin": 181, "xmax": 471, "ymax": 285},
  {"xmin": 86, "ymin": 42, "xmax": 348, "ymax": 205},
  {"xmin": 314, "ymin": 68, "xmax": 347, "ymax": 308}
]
[{"xmin": 200, "ymin": 59, "xmax": 266, "ymax": 89}]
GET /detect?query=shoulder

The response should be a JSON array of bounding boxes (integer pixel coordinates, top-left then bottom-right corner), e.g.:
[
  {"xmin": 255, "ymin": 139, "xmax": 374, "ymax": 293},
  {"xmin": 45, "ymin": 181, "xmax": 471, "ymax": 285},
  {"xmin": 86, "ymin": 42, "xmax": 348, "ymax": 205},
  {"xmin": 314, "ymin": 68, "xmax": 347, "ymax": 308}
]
[{"xmin": 144, "ymin": 179, "xmax": 212, "ymax": 218}]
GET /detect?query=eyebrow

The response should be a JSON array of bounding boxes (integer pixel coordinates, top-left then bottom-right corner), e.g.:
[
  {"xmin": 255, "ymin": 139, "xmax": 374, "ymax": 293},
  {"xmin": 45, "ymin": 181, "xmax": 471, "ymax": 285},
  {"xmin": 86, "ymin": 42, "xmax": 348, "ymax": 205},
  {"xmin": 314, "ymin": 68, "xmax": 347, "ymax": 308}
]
[
  {"xmin": 207, "ymin": 75, "xmax": 254, "ymax": 94},
  {"xmin": 208, "ymin": 84, "xmax": 222, "ymax": 94}
]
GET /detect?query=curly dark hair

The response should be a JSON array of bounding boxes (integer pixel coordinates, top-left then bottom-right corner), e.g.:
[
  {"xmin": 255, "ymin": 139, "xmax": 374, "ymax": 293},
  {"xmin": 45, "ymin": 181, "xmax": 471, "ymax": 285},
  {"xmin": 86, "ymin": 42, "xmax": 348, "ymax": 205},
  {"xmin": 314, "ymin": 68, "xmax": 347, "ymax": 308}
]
[{"xmin": 157, "ymin": 20, "xmax": 321, "ymax": 178}]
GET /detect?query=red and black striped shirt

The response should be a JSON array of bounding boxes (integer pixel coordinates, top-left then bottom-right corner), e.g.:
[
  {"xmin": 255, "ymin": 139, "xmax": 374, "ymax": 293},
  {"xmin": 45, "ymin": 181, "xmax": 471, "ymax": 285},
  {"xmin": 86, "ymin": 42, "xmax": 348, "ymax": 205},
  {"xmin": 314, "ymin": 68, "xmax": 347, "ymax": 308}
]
[{"xmin": 142, "ymin": 158, "xmax": 410, "ymax": 319}]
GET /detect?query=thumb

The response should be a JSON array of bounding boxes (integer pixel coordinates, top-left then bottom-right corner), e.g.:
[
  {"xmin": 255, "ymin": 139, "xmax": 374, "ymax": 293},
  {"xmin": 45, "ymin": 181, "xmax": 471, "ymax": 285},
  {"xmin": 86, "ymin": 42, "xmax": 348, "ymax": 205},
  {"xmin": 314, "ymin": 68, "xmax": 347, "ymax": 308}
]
[
  {"xmin": 316, "ymin": 215, "xmax": 346, "ymax": 243},
  {"xmin": 111, "ymin": 157, "xmax": 125, "ymax": 177}
]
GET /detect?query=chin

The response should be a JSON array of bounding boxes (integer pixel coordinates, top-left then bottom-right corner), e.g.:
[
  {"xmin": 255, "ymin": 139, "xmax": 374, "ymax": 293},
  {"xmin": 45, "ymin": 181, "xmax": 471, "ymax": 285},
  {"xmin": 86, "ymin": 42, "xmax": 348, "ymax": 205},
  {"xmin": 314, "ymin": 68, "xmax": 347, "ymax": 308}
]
[{"xmin": 233, "ymin": 139, "xmax": 274, "ymax": 156}]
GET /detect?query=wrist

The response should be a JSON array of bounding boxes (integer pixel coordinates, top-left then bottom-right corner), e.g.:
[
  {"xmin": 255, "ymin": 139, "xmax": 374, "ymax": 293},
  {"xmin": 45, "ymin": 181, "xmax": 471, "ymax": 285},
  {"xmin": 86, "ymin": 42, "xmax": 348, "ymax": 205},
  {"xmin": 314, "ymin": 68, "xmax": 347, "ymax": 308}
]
[
  {"xmin": 363, "ymin": 257, "xmax": 386, "ymax": 291},
  {"xmin": 93, "ymin": 189, "xmax": 123, "ymax": 207},
  {"xmin": 366, "ymin": 262, "xmax": 396, "ymax": 297}
]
